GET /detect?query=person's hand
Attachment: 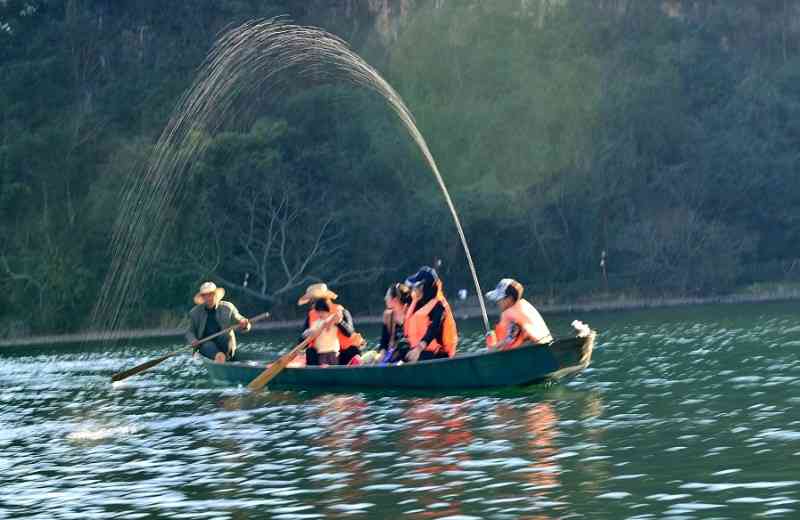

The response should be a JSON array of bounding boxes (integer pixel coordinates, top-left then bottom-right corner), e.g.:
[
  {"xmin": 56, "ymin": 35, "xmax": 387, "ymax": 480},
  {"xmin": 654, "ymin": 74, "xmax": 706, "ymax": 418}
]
[
  {"xmin": 406, "ymin": 346, "xmax": 422, "ymax": 363},
  {"xmin": 239, "ymin": 318, "xmax": 251, "ymax": 331},
  {"xmin": 302, "ymin": 328, "xmax": 314, "ymax": 338},
  {"xmin": 191, "ymin": 339, "xmax": 200, "ymax": 348},
  {"xmin": 485, "ymin": 331, "xmax": 497, "ymax": 349},
  {"xmin": 334, "ymin": 308, "xmax": 344, "ymax": 324}
]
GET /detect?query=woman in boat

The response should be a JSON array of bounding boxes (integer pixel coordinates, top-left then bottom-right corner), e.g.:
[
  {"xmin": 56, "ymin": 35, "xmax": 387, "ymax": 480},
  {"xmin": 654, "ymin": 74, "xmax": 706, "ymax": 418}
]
[
  {"xmin": 378, "ymin": 282, "xmax": 412, "ymax": 363},
  {"xmin": 302, "ymin": 299, "xmax": 341, "ymax": 366},
  {"xmin": 484, "ymin": 278, "xmax": 553, "ymax": 350},
  {"xmin": 403, "ymin": 266, "xmax": 458, "ymax": 362},
  {"xmin": 297, "ymin": 283, "xmax": 362, "ymax": 366}
]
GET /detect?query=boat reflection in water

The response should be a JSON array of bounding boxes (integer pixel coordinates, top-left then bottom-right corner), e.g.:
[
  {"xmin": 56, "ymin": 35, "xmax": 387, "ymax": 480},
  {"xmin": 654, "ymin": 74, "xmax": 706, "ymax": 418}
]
[
  {"xmin": 485, "ymin": 400, "xmax": 564, "ymax": 518},
  {"xmin": 308, "ymin": 395, "xmax": 372, "ymax": 515},
  {"xmin": 526, "ymin": 402, "xmax": 562, "ymax": 492},
  {"xmin": 576, "ymin": 392, "xmax": 611, "ymax": 498},
  {"xmin": 398, "ymin": 398, "xmax": 474, "ymax": 519},
  {"xmin": 208, "ymin": 384, "xmax": 607, "ymax": 518}
]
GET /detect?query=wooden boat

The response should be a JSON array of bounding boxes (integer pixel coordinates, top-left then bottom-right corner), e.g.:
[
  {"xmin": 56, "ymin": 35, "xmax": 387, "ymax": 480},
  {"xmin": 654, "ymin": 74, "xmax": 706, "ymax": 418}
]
[{"xmin": 201, "ymin": 330, "xmax": 595, "ymax": 390}]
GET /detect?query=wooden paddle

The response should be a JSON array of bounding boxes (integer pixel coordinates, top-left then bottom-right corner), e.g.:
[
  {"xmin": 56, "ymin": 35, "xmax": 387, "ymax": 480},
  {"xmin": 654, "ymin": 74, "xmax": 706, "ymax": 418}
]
[
  {"xmin": 111, "ymin": 312, "xmax": 270, "ymax": 383},
  {"xmin": 247, "ymin": 314, "xmax": 337, "ymax": 391}
]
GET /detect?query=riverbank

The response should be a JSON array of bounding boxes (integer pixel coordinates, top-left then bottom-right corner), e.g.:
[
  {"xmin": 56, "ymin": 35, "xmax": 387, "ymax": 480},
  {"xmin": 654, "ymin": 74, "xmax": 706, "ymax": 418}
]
[{"xmin": 2, "ymin": 285, "xmax": 799, "ymax": 348}]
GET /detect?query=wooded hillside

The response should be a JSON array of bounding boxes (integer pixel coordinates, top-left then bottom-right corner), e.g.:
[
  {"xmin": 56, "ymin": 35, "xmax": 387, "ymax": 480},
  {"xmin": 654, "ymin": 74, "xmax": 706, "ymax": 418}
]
[{"xmin": 2, "ymin": 0, "xmax": 799, "ymax": 335}]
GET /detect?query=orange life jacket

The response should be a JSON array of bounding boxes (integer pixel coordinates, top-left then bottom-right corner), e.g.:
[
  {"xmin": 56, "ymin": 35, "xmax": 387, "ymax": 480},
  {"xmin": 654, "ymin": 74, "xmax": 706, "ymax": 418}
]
[
  {"xmin": 404, "ymin": 291, "xmax": 458, "ymax": 357},
  {"xmin": 307, "ymin": 304, "xmax": 359, "ymax": 350},
  {"xmin": 490, "ymin": 298, "xmax": 551, "ymax": 349},
  {"xmin": 491, "ymin": 321, "xmax": 518, "ymax": 349}
]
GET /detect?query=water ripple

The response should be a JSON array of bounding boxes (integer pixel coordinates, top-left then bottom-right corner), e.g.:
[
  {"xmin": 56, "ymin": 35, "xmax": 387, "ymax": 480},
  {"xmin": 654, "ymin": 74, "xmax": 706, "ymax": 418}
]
[{"xmin": 2, "ymin": 302, "xmax": 800, "ymax": 518}]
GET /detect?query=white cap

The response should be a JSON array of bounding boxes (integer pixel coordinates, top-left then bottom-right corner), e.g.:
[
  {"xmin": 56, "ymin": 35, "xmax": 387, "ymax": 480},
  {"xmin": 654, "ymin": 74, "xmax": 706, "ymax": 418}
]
[{"xmin": 485, "ymin": 278, "xmax": 523, "ymax": 302}]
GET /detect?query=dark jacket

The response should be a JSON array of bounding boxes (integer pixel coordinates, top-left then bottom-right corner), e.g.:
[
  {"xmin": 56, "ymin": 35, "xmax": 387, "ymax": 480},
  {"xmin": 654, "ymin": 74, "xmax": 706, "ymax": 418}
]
[{"xmin": 185, "ymin": 301, "xmax": 245, "ymax": 355}]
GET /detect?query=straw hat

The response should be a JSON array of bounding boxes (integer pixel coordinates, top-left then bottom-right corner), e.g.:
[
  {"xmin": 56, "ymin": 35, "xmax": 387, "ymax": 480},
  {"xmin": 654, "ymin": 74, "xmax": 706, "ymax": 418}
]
[
  {"xmin": 297, "ymin": 283, "xmax": 338, "ymax": 305},
  {"xmin": 193, "ymin": 281, "xmax": 225, "ymax": 305}
]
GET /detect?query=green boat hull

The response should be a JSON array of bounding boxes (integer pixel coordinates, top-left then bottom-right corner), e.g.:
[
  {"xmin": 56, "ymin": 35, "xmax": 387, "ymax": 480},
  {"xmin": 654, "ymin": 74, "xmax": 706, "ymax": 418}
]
[{"xmin": 201, "ymin": 332, "xmax": 595, "ymax": 390}]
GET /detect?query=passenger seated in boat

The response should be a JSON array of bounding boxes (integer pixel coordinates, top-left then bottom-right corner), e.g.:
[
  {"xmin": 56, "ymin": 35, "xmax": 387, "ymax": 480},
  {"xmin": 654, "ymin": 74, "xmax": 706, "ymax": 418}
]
[
  {"xmin": 297, "ymin": 283, "xmax": 362, "ymax": 366},
  {"xmin": 403, "ymin": 266, "xmax": 458, "ymax": 362},
  {"xmin": 302, "ymin": 299, "xmax": 341, "ymax": 366},
  {"xmin": 186, "ymin": 282, "xmax": 251, "ymax": 363},
  {"xmin": 485, "ymin": 278, "xmax": 553, "ymax": 350},
  {"xmin": 378, "ymin": 283, "xmax": 412, "ymax": 363}
]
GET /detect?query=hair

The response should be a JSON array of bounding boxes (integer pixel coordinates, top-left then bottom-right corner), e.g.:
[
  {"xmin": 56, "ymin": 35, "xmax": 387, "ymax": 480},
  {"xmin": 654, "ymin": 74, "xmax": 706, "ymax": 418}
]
[
  {"xmin": 417, "ymin": 278, "xmax": 441, "ymax": 308},
  {"xmin": 313, "ymin": 299, "xmax": 330, "ymax": 312},
  {"xmin": 506, "ymin": 280, "xmax": 524, "ymax": 302},
  {"xmin": 386, "ymin": 283, "xmax": 412, "ymax": 305}
]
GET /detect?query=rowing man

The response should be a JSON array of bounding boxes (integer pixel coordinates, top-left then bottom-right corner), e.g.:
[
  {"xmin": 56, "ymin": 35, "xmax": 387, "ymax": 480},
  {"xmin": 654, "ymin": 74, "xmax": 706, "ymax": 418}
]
[{"xmin": 186, "ymin": 282, "xmax": 251, "ymax": 363}]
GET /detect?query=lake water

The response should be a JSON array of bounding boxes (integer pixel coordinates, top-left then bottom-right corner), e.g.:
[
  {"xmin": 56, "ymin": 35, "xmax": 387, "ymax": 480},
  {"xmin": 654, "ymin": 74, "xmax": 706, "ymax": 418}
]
[{"xmin": 1, "ymin": 301, "xmax": 799, "ymax": 519}]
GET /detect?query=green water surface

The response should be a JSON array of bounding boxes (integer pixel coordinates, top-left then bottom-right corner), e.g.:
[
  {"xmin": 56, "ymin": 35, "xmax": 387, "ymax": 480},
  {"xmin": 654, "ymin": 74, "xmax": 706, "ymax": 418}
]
[{"xmin": 1, "ymin": 301, "xmax": 799, "ymax": 519}]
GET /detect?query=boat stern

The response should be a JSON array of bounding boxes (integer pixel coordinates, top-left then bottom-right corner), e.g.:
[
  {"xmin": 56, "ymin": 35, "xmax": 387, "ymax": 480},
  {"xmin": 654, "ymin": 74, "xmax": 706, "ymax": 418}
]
[{"xmin": 545, "ymin": 327, "xmax": 596, "ymax": 381}]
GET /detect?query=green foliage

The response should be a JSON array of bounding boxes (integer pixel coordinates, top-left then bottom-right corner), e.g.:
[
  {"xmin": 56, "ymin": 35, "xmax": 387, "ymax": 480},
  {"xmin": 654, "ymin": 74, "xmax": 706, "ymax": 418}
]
[
  {"xmin": 384, "ymin": 0, "xmax": 800, "ymax": 296},
  {"xmin": 387, "ymin": 2, "xmax": 602, "ymax": 191},
  {"xmin": 1, "ymin": 0, "xmax": 799, "ymax": 335}
]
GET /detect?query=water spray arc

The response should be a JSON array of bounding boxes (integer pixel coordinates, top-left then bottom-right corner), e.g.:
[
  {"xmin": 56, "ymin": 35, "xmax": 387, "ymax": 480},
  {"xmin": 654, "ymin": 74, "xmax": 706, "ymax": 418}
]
[{"xmin": 92, "ymin": 18, "xmax": 490, "ymax": 335}]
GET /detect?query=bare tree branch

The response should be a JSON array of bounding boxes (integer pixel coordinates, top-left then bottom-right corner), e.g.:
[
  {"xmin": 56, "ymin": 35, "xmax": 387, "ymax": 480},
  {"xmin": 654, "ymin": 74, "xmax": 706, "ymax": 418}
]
[
  {"xmin": 0, "ymin": 255, "xmax": 44, "ymax": 292},
  {"xmin": 176, "ymin": 176, "xmax": 385, "ymax": 305}
]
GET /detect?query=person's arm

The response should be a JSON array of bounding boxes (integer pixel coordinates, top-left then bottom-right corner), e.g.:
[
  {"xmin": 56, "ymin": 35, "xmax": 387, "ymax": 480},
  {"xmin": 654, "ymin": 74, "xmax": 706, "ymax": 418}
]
[
  {"xmin": 185, "ymin": 310, "xmax": 199, "ymax": 345},
  {"xmin": 336, "ymin": 307, "xmax": 355, "ymax": 336},
  {"xmin": 495, "ymin": 321, "xmax": 525, "ymax": 350},
  {"xmin": 227, "ymin": 303, "xmax": 251, "ymax": 332},
  {"xmin": 420, "ymin": 302, "xmax": 444, "ymax": 347},
  {"xmin": 378, "ymin": 323, "xmax": 392, "ymax": 350}
]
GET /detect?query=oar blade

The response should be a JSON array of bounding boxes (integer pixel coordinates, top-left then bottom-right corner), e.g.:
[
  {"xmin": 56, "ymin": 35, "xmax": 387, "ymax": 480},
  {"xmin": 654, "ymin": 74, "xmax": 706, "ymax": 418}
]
[
  {"xmin": 109, "ymin": 312, "xmax": 269, "ymax": 385},
  {"xmin": 248, "ymin": 316, "xmax": 334, "ymax": 391},
  {"xmin": 247, "ymin": 345, "xmax": 303, "ymax": 391},
  {"xmin": 111, "ymin": 352, "xmax": 178, "ymax": 383}
]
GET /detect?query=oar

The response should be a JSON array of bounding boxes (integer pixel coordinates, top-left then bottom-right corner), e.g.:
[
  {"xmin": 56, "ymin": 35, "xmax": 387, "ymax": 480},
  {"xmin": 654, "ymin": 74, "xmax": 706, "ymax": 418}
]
[
  {"xmin": 247, "ymin": 314, "xmax": 336, "ymax": 391},
  {"xmin": 111, "ymin": 312, "xmax": 270, "ymax": 383}
]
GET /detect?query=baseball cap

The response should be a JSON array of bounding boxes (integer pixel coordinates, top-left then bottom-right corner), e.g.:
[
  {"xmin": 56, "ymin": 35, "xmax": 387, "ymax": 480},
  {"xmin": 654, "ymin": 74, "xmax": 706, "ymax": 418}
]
[
  {"xmin": 405, "ymin": 266, "xmax": 439, "ymax": 288},
  {"xmin": 485, "ymin": 278, "xmax": 524, "ymax": 302}
]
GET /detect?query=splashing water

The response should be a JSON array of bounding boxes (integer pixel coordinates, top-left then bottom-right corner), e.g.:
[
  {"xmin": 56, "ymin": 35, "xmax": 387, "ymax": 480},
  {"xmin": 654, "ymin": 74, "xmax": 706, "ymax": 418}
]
[{"xmin": 92, "ymin": 18, "xmax": 490, "ymax": 335}]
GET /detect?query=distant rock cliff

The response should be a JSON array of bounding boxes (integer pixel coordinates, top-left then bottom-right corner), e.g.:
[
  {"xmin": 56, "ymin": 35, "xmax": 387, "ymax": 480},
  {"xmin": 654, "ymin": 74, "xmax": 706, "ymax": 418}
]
[{"xmin": 303, "ymin": 0, "xmax": 417, "ymax": 46}]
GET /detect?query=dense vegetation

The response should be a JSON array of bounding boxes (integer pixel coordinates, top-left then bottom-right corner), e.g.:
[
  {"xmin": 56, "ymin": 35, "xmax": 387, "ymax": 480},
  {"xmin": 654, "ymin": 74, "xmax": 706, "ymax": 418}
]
[{"xmin": 2, "ymin": 0, "xmax": 799, "ymax": 335}]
